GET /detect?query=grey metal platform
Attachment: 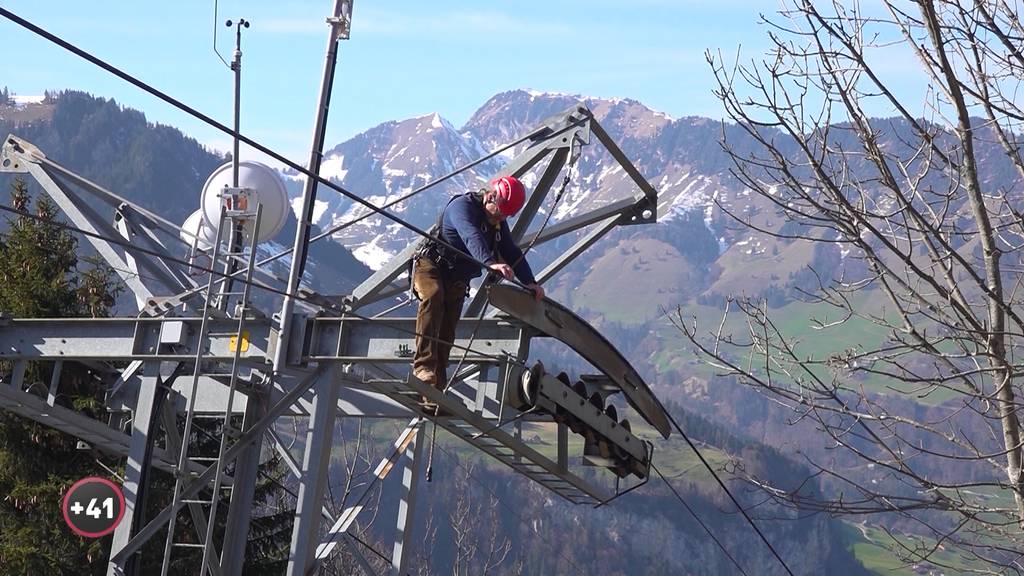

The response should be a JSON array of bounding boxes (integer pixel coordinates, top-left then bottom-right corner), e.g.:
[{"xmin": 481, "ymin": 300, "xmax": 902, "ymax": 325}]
[{"xmin": 365, "ymin": 374, "xmax": 604, "ymax": 505}]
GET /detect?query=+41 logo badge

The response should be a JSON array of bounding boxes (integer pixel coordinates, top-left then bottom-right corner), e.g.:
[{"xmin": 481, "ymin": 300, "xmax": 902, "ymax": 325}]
[{"xmin": 62, "ymin": 476, "xmax": 126, "ymax": 538}]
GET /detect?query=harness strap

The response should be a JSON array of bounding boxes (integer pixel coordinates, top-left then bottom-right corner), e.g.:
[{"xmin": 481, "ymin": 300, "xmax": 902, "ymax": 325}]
[
  {"xmin": 415, "ymin": 193, "xmax": 464, "ymax": 268},
  {"xmin": 417, "ymin": 191, "xmax": 499, "ymax": 271}
]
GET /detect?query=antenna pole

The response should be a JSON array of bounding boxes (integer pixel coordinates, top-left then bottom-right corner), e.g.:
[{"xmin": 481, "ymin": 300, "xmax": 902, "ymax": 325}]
[
  {"xmin": 273, "ymin": 0, "xmax": 353, "ymax": 371},
  {"xmin": 220, "ymin": 17, "xmax": 249, "ymax": 309},
  {"xmin": 229, "ymin": 18, "xmax": 247, "ymax": 187}
]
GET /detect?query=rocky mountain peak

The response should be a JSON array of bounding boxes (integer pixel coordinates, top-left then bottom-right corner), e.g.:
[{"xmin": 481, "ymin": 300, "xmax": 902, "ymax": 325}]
[{"xmin": 462, "ymin": 88, "xmax": 676, "ymax": 151}]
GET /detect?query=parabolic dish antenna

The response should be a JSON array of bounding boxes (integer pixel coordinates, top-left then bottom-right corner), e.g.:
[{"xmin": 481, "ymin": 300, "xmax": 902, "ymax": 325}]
[
  {"xmin": 180, "ymin": 209, "xmax": 217, "ymax": 251},
  {"xmin": 200, "ymin": 160, "xmax": 289, "ymax": 244}
]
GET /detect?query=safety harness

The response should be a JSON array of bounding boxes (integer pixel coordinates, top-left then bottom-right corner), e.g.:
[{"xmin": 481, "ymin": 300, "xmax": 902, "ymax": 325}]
[
  {"xmin": 410, "ymin": 190, "xmax": 500, "ymax": 295},
  {"xmin": 414, "ymin": 192, "xmax": 470, "ymax": 272}
]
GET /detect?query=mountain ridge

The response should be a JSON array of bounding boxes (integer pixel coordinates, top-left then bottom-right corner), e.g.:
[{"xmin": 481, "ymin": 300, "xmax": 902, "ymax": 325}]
[{"xmin": 0, "ymin": 90, "xmax": 371, "ymax": 293}]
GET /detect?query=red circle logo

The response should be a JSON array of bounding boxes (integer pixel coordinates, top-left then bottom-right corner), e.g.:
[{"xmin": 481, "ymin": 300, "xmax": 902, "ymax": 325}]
[{"xmin": 61, "ymin": 476, "xmax": 126, "ymax": 538}]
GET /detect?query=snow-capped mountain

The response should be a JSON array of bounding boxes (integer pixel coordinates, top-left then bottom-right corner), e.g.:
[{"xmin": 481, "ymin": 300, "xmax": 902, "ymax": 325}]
[
  {"xmin": 282, "ymin": 111, "xmax": 499, "ymax": 269},
  {"xmin": 291, "ymin": 90, "xmax": 728, "ymax": 273},
  {"xmin": 291, "ymin": 89, "xmax": 1017, "ymax": 322}
]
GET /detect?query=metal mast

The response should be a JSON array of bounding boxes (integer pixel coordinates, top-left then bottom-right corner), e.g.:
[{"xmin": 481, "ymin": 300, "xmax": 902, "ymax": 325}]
[{"xmin": 274, "ymin": 0, "xmax": 353, "ymax": 372}]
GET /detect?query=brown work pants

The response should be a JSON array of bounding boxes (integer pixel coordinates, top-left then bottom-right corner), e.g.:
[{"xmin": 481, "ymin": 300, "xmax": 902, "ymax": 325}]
[{"xmin": 412, "ymin": 257, "xmax": 468, "ymax": 390}]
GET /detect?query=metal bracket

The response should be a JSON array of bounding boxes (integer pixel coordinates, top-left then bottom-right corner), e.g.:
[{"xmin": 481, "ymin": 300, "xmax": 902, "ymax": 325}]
[
  {"xmin": 525, "ymin": 106, "xmax": 593, "ymax": 153},
  {"xmin": 326, "ymin": 0, "xmax": 353, "ymax": 40},
  {"xmin": 615, "ymin": 194, "xmax": 658, "ymax": 226},
  {"xmin": 0, "ymin": 134, "xmax": 38, "ymax": 173}
]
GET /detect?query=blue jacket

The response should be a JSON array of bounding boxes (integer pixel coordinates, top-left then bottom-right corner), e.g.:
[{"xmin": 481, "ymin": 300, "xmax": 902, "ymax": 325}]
[{"xmin": 436, "ymin": 193, "xmax": 536, "ymax": 284}]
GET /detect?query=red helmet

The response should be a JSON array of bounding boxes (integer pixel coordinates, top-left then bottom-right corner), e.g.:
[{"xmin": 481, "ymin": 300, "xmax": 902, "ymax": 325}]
[{"xmin": 490, "ymin": 175, "xmax": 526, "ymax": 216}]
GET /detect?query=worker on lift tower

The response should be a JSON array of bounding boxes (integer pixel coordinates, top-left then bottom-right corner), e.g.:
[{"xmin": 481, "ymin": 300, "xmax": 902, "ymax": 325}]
[{"xmin": 412, "ymin": 175, "xmax": 545, "ymax": 412}]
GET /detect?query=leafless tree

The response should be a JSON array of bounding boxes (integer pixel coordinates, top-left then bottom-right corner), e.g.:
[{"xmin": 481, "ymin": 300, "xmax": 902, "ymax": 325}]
[
  {"xmin": 448, "ymin": 462, "xmax": 513, "ymax": 576},
  {"xmin": 687, "ymin": 0, "xmax": 1024, "ymax": 572},
  {"xmin": 413, "ymin": 503, "xmax": 439, "ymax": 576},
  {"xmin": 407, "ymin": 460, "xmax": 515, "ymax": 576},
  {"xmin": 275, "ymin": 416, "xmax": 388, "ymax": 576},
  {"xmin": 325, "ymin": 418, "xmax": 391, "ymax": 575}
]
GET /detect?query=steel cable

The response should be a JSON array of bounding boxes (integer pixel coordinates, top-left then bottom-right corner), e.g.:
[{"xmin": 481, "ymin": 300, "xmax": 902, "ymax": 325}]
[{"xmin": 0, "ymin": 5, "xmax": 582, "ymax": 297}]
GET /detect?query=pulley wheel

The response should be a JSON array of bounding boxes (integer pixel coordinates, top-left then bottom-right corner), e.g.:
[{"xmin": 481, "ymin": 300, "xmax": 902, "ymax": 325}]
[
  {"xmin": 604, "ymin": 404, "xmax": 618, "ymax": 424},
  {"xmin": 519, "ymin": 361, "xmax": 544, "ymax": 407},
  {"xmin": 573, "ymin": 380, "xmax": 587, "ymax": 398}
]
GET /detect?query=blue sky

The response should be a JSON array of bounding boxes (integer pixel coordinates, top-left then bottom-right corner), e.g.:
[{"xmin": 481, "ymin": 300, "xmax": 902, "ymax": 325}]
[{"xmin": 1, "ymin": 1, "xmax": 922, "ymax": 164}]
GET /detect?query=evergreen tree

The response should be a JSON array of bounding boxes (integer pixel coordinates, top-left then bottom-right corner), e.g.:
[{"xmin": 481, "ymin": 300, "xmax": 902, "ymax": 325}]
[
  {"xmin": 0, "ymin": 178, "xmax": 123, "ymax": 575},
  {"xmin": 135, "ymin": 421, "xmax": 295, "ymax": 575},
  {"xmin": 243, "ymin": 453, "xmax": 295, "ymax": 575},
  {"xmin": 0, "ymin": 180, "xmax": 293, "ymax": 573}
]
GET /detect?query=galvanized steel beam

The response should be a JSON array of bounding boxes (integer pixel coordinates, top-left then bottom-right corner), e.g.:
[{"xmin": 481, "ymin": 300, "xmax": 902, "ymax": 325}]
[{"xmin": 286, "ymin": 369, "xmax": 341, "ymax": 575}]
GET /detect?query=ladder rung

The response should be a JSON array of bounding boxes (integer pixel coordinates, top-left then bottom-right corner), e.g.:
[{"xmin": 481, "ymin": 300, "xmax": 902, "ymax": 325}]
[
  {"xmin": 182, "ymin": 499, "xmax": 212, "ymax": 505},
  {"xmin": 515, "ymin": 458, "xmax": 543, "ymax": 465},
  {"xmin": 173, "ymin": 542, "xmax": 206, "ymax": 548}
]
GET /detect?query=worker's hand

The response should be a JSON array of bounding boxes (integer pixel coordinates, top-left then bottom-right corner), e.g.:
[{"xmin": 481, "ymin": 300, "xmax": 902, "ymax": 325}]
[
  {"xmin": 488, "ymin": 262, "xmax": 515, "ymax": 280},
  {"xmin": 526, "ymin": 283, "xmax": 545, "ymax": 301}
]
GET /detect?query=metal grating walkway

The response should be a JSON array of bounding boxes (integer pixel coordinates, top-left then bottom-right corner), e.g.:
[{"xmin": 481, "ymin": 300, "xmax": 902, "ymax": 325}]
[{"xmin": 364, "ymin": 375, "xmax": 605, "ymax": 505}]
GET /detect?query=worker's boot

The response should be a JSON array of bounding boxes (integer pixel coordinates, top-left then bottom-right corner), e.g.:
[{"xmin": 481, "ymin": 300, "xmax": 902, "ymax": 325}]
[
  {"xmin": 413, "ymin": 368, "xmax": 436, "ymax": 387},
  {"xmin": 417, "ymin": 382, "xmax": 452, "ymax": 418}
]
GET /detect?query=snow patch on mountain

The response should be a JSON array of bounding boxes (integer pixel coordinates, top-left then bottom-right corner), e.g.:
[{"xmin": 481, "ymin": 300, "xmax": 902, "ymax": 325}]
[
  {"xmin": 661, "ymin": 174, "xmax": 713, "ymax": 221},
  {"xmin": 353, "ymin": 236, "xmax": 394, "ymax": 271},
  {"xmin": 314, "ymin": 89, "xmax": 729, "ymax": 272},
  {"xmin": 311, "ymin": 199, "xmax": 330, "ymax": 224},
  {"xmin": 554, "ymin": 181, "xmax": 593, "ymax": 220},
  {"xmin": 320, "ymin": 154, "xmax": 348, "ymax": 181},
  {"xmin": 11, "ymin": 94, "xmax": 44, "ymax": 105},
  {"xmin": 553, "ymin": 163, "xmax": 625, "ymax": 220},
  {"xmin": 651, "ymin": 109, "xmax": 675, "ymax": 121},
  {"xmin": 526, "ymin": 88, "xmax": 576, "ymax": 99}
]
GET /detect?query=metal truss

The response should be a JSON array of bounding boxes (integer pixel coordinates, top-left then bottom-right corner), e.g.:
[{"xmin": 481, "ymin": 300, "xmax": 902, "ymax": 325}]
[{"xmin": 0, "ymin": 19, "xmax": 661, "ymax": 576}]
